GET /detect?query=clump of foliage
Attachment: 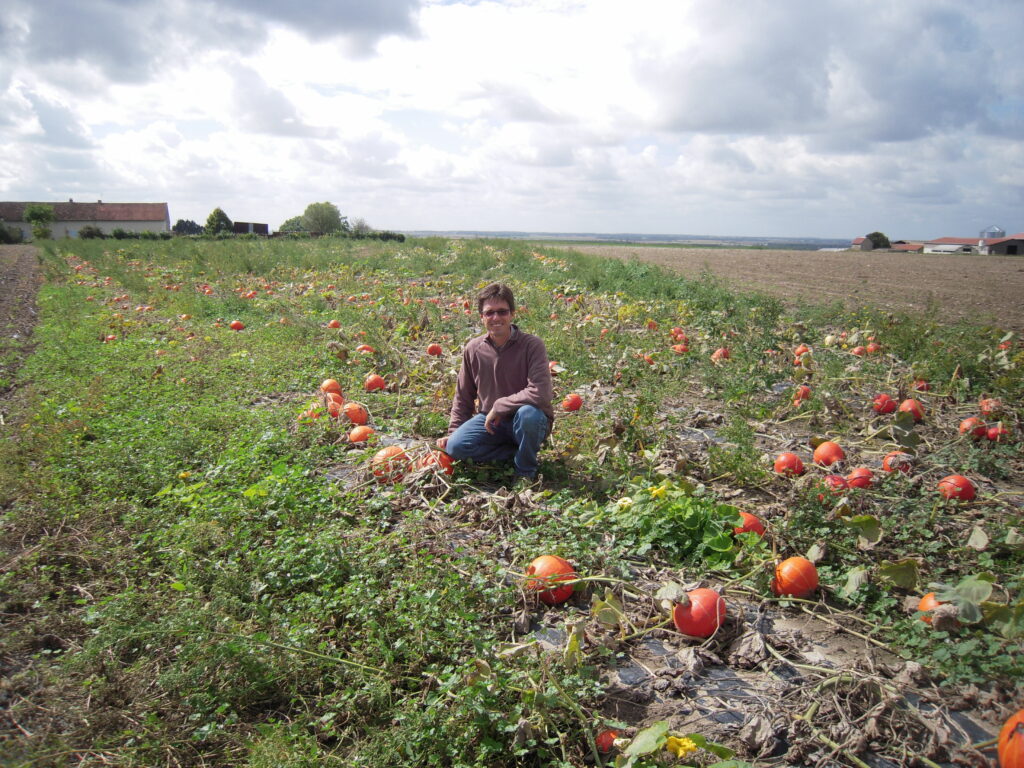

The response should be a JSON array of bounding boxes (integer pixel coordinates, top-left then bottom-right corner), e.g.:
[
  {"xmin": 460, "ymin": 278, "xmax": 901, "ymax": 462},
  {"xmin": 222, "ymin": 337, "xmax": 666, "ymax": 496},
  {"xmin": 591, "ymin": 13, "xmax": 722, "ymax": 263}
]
[
  {"xmin": 23, "ymin": 202, "xmax": 55, "ymax": 239},
  {"xmin": 205, "ymin": 206, "xmax": 233, "ymax": 235},
  {"xmin": 78, "ymin": 224, "xmax": 105, "ymax": 239}
]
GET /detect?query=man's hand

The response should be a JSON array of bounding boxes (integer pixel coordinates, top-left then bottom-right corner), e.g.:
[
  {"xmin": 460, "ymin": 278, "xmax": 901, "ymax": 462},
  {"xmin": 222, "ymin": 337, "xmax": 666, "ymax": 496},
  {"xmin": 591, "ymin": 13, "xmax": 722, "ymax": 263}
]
[
  {"xmin": 485, "ymin": 409, "xmax": 503, "ymax": 434},
  {"xmin": 436, "ymin": 436, "xmax": 449, "ymax": 450}
]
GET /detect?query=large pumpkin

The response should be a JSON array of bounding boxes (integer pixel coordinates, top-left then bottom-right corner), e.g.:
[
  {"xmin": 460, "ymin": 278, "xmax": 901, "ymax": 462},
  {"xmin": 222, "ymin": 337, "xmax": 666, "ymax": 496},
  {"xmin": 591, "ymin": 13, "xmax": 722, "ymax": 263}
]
[
  {"xmin": 672, "ymin": 588, "xmax": 726, "ymax": 638},
  {"xmin": 999, "ymin": 709, "xmax": 1024, "ymax": 768},
  {"xmin": 371, "ymin": 446, "xmax": 410, "ymax": 484},
  {"xmin": 772, "ymin": 556, "xmax": 819, "ymax": 598},
  {"xmin": 524, "ymin": 555, "xmax": 576, "ymax": 605}
]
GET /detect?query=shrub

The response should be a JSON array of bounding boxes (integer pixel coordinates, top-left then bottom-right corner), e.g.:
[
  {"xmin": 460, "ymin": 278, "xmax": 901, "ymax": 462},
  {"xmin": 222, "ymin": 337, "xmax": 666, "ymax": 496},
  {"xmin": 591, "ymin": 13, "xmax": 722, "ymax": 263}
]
[
  {"xmin": 78, "ymin": 225, "xmax": 105, "ymax": 239},
  {"xmin": 0, "ymin": 223, "xmax": 23, "ymax": 244}
]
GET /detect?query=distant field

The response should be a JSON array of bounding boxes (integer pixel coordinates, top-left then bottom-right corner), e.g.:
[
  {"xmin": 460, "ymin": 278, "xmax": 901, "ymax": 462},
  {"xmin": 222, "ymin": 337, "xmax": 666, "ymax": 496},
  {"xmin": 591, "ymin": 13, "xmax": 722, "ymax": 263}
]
[{"xmin": 556, "ymin": 244, "xmax": 1024, "ymax": 331}]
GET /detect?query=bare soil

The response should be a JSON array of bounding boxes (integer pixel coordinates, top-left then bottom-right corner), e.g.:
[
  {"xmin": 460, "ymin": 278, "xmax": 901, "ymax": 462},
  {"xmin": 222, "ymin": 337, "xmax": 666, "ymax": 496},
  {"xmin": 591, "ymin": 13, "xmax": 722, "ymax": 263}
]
[
  {"xmin": 559, "ymin": 245, "xmax": 1024, "ymax": 331},
  {"xmin": 0, "ymin": 245, "xmax": 42, "ymax": 410}
]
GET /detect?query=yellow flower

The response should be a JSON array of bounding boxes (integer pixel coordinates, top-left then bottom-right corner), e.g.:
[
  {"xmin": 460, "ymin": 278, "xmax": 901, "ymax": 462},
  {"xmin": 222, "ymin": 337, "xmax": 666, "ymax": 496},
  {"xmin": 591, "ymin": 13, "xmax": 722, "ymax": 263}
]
[
  {"xmin": 649, "ymin": 485, "xmax": 667, "ymax": 499},
  {"xmin": 178, "ymin": 471, "xmax": 191, "ymax": 480},
  {"xmin": 665, "ymin": 735, "xmax": 698, "ymax": 758}
]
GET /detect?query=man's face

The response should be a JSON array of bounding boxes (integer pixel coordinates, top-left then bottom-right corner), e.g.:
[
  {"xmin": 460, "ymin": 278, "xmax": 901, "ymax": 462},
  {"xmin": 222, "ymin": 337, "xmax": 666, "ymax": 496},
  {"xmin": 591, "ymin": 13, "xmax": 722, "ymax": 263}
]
[{"xmin": 480, "ymin": 298, "xmax": 514, "ymax": 343}]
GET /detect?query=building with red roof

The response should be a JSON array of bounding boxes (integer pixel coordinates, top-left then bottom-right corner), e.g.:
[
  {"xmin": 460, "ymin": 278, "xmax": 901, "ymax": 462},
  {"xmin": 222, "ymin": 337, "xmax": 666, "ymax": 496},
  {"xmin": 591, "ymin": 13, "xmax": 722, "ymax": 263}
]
[{"xmin": 0, "ymin": 200, "xmax": 170, "ymax": 240}]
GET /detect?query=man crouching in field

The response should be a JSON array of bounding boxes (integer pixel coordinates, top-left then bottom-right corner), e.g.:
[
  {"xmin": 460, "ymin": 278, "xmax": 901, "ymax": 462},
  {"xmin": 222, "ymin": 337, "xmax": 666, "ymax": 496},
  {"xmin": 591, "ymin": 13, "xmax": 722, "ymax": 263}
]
[{"xmin": 437, "ymin": 282, "xmax": 554, "ymax": 481}]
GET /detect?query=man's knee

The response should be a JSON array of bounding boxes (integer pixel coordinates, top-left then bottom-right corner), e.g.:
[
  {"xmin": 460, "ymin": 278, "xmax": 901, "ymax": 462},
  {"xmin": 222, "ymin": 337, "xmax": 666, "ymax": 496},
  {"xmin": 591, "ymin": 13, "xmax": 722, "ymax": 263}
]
[
  {"xmin": 514, "ymin": 405, "xmax": 550, "ymax": 441},
  {"xmin": 445, "ymin": 415, "xmax": 485, "ymax": 460}
]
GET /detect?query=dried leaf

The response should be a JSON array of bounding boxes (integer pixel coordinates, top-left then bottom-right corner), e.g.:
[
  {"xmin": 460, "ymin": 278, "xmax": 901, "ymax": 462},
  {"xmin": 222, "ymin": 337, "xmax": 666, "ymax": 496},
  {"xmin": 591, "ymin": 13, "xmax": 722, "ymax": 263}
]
[
  {"xmin": 966, "ymin": 526, "xmax": 989, "ymax": 551},
  {"xmin": 931, "ymin": 603, "xmax": 961, "ymax": 632},
  {"xmin": 846, "ymin": 514, "xmax": 882, "ymax": 549},
  {"xmin": 563, "ymin": 620, "xmax": 584, "ymax": 670},
  {"xmin": 840, "ymin": 566, "xmax": 871, "ymax": 599},
  {"xmin": 806, "ymin": 541, "xmax": 828, "ymax": 563},
  {"xmin": 655, "ymin": 581, "xmax": 690, "ymax": 613},
  {"xmin": 738, "ymin": 715, "xmax": 778, "ymax": 757},
  {"xmin": 727, "ymin": 629, "xmax": 769, "ymax": 669}
]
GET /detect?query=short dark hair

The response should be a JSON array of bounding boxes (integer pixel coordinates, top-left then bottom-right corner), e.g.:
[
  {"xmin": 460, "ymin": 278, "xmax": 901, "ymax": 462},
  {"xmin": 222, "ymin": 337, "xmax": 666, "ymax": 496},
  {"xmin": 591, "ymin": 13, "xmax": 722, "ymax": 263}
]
[{"xmin": 476, "ymin": 282, "xmax": 515, "ymax": 314}]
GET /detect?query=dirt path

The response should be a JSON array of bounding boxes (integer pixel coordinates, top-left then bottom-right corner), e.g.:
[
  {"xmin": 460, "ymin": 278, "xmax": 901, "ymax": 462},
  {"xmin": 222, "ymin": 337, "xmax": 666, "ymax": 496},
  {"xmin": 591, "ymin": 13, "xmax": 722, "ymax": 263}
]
[
  {"xmin": 558, "ymin": 245, "xmax": 1024, "ymax": 331},
  {"xmin": 0, "ymin": 245, "xmax": 43, "ymax": 415}
]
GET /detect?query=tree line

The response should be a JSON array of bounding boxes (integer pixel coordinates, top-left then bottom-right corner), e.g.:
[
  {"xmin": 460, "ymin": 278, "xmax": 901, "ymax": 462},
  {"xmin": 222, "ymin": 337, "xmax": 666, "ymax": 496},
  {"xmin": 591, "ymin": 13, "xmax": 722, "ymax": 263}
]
[{"xmin": 172, "ymin": 202, "xmax": 404, "ymax": 241}]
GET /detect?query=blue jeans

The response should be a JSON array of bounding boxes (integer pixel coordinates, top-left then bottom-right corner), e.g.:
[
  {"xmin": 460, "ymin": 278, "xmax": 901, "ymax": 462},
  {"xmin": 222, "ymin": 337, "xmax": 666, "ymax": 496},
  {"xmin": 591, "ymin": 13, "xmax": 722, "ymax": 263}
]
[{"xmin": 445, "ymin": 405, "xmax": 550, "ymax": 478}]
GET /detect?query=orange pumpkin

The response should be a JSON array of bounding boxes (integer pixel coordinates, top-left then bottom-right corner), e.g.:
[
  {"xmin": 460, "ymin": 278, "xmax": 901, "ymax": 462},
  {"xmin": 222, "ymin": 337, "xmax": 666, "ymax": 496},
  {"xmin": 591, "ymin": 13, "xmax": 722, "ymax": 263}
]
[
  {"xmin": 595, "ymin": 729, "xmax": 619, "ymax": 754},
  {"xmin": 773, "ymin": 452, "xmax": 805, "ymax": 477},
  {"xmin": 562, "ymin": 393, "xmax": 583, "ymax": 411},
  {"xmin": 343, "ymin": 402, "xmax": 369, "ymax": 425},
  {"xmin": 979, "ymin": 397, "xmax": 1002, "ymax": 417},
  {"xmin": 881, "ymin": 451, "xmax": 913, "ymax": 474},
  {"xmin": 872, "ymin": 393, "xmax": 897, "ymax": 414},
  {"xmin": 371, "ymin": 445, "xmax": 410, "ymax": 483},
  {"xmin": 734, "ymin": 511, "xmax": 765, "ymax": 537},
  {"xmin": 320, "ymin": 378, "xmax": 343, "ymax": 396},
  {"xmin": 938, "ymin": 474, "xmax": 975, "ymax": 501},
  {"xmin": 772, "ymin": 556, "xmax": 818, "ymax": 598},
  {"xmin": 846, "ymin": 467, "xmax": 874, "ymax": 489},
  {"xmin": 672, "ymin": 588, "xmax": 727, "ymax": 638},
  {"xmin": 916, "ymin": 592, "xmax": 945, "ymax": 625},
  {"xmin": 417, "ymin": 450, "xmax": 454, "ymax": 476},
  {"xmin": 229, "ymin": 320, "xmax": 245, "ymax": 331},
  {"xmin": 426, "ymin": 343, "xmax": 443, "ymax": 356},
  {"xmin": 898, "ymin": 398, "xmax": 925, "ymax": 422},
  {"xmin": 364, "ymin": 373, "xmax": 386, "ymax": 392},
  {"xmin": 812, "ymin": 441, "xmax": 844, "ymax": 467},
  {"xmin": 998, "ymin": 709, "xmax": 1024, "ymax": 768},
  {"xmin": 524, "ymin": 555, "xmax": 576, "ymax": 605},
  {"xmin": 348, "ymin": 425, "xmax": 374, "ymax": 443},
  {"xmin": 958, "ymin": 417, "xmax": 987, "ymax": 439}
]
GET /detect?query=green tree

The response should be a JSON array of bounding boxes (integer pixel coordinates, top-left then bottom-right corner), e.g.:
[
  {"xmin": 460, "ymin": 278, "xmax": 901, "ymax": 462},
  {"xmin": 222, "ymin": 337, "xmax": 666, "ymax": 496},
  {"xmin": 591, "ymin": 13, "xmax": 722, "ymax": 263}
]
[
  {"xmin": 278, "ymin": 215, "xmax": 304, "ymax": 232},
  {"xmin": 301, "ymin": 202, "xmax": 348, "ymax": 235},
  {"xmin": 866, "ymin": 231, "xmax": 891, "ymax": 249},
  {"xmin": 205, "ymin": 207, "xmax": 233, "ymax": 235},
  {"xmin": 172, "ymin": 218, "xmax": 203, "ymax": 235},
  {"xmin": 23, "ymin": 203, "xmax": 56, "ymax": 240}
]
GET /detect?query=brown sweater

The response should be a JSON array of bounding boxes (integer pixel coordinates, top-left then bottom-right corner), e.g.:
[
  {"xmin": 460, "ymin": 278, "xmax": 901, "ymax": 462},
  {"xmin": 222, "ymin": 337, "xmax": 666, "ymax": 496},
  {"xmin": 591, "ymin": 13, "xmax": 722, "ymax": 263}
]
[{"xmin": 447, "ymin": 325, "xmax": 554, "ymax": 433}]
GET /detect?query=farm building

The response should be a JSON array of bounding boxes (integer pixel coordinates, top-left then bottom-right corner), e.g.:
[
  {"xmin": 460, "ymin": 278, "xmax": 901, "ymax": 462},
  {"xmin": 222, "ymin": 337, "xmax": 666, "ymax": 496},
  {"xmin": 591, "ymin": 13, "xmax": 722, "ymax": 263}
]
[
  {"xmin": 923, "ymin": 237, "xmax": 980, "ymax": 254},
  {"xmin": 891, "ymin": 241, "xmax": 924, "ymax": 252},
  {"xmin": 980, "ymin": 234, "xmax": 1024, "ymax": 255},
  {"xmin": 924, "ymin": 234, "xmax": 1024, "ymax": 255},
  {"xmin": 0, "ymin": 200, "xmax": 170, "ymax": 240},
  {"xmin": 232, "ymin": 221, "xmax": 269, "ymax": 235},
  {"xmin": 851, "ymin": 236, "xmax": 873, "ymax": 251}
]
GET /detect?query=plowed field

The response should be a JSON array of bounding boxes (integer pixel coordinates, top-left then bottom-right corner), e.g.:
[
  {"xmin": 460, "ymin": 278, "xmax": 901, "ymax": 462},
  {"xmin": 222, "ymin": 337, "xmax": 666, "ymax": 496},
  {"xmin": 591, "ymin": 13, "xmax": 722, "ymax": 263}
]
[{"xmin": 557, "ymin": 245, "xmax": 1024, "ymax": 331}]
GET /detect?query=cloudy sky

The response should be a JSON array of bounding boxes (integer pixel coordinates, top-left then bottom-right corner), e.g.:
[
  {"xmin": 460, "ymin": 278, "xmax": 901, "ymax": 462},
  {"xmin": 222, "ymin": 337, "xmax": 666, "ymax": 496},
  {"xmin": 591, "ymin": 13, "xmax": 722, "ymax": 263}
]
[{"xmin": 1, "ymin": 1, "xmax": 1022, "ymax": 239}]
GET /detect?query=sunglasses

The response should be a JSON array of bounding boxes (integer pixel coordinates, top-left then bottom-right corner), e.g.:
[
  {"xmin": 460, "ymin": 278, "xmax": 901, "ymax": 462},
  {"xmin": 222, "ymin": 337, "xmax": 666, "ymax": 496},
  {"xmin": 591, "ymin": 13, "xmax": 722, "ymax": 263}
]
[{"xmin": 482, "ymin": 308, "xmax": 511, "ymax": 317}]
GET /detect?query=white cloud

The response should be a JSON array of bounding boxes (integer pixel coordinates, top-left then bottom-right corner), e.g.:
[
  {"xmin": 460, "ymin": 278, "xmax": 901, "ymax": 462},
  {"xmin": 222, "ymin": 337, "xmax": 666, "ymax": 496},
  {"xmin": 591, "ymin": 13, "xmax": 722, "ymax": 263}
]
[{"xmin": 0, "ymin": 0, "xmax": 1022, "ymax": 237}]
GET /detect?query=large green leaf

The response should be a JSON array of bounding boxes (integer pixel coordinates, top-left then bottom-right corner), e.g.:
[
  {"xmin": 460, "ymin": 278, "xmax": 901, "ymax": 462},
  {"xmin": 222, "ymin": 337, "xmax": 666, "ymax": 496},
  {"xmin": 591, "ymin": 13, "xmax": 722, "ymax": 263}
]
[
  {"xmin": 878, "ymin": 558, "xmax": 921, "ymax": 590},
  {"xmin": 622, "ymin": 721, "xmax": 668, "ymax": 759},
  {"xmin": 845, "ymin": 514, "xmax": 882, "ymax": 549},
  {"xmin": 840, "ymin": 566, "xmax": 870, "ymax": 599}
]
